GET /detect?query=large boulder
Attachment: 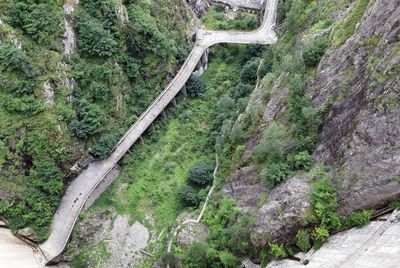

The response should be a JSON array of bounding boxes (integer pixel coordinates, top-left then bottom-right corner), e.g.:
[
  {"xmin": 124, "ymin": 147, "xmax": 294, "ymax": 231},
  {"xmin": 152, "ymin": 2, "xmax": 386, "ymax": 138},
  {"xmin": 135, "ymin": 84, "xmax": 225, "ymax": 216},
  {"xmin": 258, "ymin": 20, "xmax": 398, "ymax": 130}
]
[
  {"xmin": 251, "ymin": 175, "xmax": 312, "ymax": 247},
  {"xmin": 176, "ymin": 222, "xmax": 210, "ymax": 246},
  {"xmin": 17, "ymin": 228, "xmax": 39, "ymax": 242},
  {"xmin": 309, "ymin": 0, "xmax": 400, "ymax": 215},
  {"xmin": 222, "ymin": 166, "xmax": 267, "ymax": 215}
]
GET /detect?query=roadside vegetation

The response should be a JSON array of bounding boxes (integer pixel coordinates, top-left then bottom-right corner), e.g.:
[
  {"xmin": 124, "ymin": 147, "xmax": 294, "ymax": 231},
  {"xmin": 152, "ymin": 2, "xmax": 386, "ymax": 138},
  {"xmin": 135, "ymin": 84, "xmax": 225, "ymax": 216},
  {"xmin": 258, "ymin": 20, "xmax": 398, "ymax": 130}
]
[{"xmin": 202, "ymin": 5, "xmax": 260, "ymax": 31}]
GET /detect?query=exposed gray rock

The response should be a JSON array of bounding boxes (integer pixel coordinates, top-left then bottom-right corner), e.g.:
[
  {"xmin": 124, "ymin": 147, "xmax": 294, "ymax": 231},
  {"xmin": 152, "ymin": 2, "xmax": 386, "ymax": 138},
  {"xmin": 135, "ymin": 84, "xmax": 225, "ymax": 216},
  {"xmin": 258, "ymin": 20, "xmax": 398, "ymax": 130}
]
[
  {"xmin": 187, "ymin": 0, "xmax": 209, "ymax": 16},
  {"xmin": 222, "ymin": 166, "xmax": 267, "ymax": 215},
  {"xmin": 176, "ymin": 222, "xmax": 210, "ymax": 246},
  {"xmin": 42, "ymin": 81, "xmax": 55, "ymax": 105},
  {"xmin": 251, "ymin": 175, "xmax": 312, "ymax": 247},
  {"xmin": 211, "ymin": 0, "xmax": 265, "ymax": 11},
  {"xmin": 17, "ymin": 228, "xmax": 39, "ymax": 242},
  {"xmin": 309, "ymin": 0, "xmax": 400, "ymax": 215}
]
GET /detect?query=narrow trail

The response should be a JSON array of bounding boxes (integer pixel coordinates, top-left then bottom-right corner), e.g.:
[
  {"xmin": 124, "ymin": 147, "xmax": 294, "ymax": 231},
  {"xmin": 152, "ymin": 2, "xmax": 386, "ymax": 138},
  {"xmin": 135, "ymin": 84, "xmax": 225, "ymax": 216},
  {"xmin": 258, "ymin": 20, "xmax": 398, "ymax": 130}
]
[
  {"xmin": 39, "ymin": 0, "xmax": 278, "ymax": 263},
  {"xmin": 166, "ymin": 154, "xmax": 219, "ymax": 254}
]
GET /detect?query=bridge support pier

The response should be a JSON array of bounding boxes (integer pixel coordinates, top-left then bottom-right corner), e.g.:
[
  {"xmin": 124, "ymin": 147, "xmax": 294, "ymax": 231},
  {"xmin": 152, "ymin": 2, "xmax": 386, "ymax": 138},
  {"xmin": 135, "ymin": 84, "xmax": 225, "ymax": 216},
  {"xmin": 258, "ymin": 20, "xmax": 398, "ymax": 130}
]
[
  {"xmin": 192, "ymin": 48, "xmax": 209, "ymax": 77},
  {"xmin": 171, "ymin": 97, "xmax": 177, "ymax": 107},
  {"xmin": 162, "ymin": 110, "xmax": 167, "ymax": 119},
  {"xmin": 181, "ymin": 85, "xmax": 188, "ymax": 98}
]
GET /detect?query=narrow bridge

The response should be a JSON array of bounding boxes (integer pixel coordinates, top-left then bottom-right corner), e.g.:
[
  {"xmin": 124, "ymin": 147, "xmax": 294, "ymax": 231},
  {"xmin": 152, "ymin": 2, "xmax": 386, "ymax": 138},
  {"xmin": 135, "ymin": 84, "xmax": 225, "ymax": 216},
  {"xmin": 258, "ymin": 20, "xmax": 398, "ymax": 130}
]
[{"xmin": 39, "ymin": 0, "xmax": 278, "ymax": 263}]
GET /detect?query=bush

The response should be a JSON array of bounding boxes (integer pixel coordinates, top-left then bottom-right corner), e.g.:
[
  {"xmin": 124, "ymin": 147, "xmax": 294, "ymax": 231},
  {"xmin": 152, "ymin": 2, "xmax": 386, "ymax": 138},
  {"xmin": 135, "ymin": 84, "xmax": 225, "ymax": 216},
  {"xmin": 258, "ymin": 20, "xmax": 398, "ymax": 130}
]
[
  {"xmin": 269, "ymin": 243, "xmax": 287, "ymax": 258},
  {"xmin": 7, "ymin": 1, "xmax": 63, "ymax": 44},
  {"xmin": 219, "ymin": 251, "xmax": 238, "ymax": 267},
  {"xmin": 182, "ymin": 242, "xmax": 209, "ymax": 268},
  {"xmin": 344, "ymin": 210, "xmax": 373, "ymax": 227},
  {"xmin": 76, "ymin": 17, "xmax": 118, "ymax": 57},
  {"xmin": 311, "ymin": 226, "xmax": 329, "ymax": 249},
  {"xmin": 287, "ymin": 151, "xmax": 312, "ymax": 170},
  {"xmin": 311, "ymin": 178, "xmax": 341, "ymax": 231},
  {"xmin": 11, "ymin": 80, "xmax": 36, "ymax": 95},
  {"xmin": 252, "ymin": 122, "xmax": 288, "ymax": 164},
  {"xmin": 0, "ymin": 44, "xmax": 35, "ymax": 78},
  {"xmin": 186, "ymin": 76, "xmax": 206, "ymax": 97},
  {"xmin": 261, "ymin": 161, "xmax": 292, "ymax": 187},
  {"xmin": 240, "ymin": 58, "xmax": 261, "ymax": 84},
  {"xmin": 161, "ymin": 252, "xmax": 177, "ymax": 268},
  {"xmin": 177, "ymin": 185, "xmax": 199, "ymax": 207},
  {"xmin": 295, "ymin": 229, "xmax": 311, "ymax": 252},
  {"xmin": 70, "ymin": 100, "xmax": 104, "ymax": 139},
  {"xmin": 91, "ymin": 133, "xmax": 120, "ymax": 158},
  {"xmin": 188, "ymin": 161, "xmax": 214, "ymax": 186},
  {"xmin": 231, "ymin": 83, "xmax": 253, "ymax": 100},
  {"xmin": 303, "ymin": 36, "xmax": 329, "ymax": 67}
]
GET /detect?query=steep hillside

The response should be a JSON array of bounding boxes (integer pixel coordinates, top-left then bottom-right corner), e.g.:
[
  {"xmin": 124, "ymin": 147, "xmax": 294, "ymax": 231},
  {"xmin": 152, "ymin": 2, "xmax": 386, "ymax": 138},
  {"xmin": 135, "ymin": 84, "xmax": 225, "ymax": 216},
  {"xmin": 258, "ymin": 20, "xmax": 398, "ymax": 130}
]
[
  {"xmin": 209, "ymin": 0, "xmax": 399, "ymax": 265},
  {"xmin": 0, "ymin": 0, "xmax": 191, "ymax": 240}
]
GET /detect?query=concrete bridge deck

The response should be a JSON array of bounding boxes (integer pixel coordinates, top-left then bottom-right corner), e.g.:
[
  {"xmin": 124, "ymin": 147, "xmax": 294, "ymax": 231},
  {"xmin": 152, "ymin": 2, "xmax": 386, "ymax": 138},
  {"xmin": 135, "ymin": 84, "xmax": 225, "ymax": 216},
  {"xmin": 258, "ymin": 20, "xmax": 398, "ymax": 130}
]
[
  {"xmin": 39, "ymin": 0, "xmax": 278, "ymax": 263},
  {"xmin": 267, "ymin": 210, "xmax": 400, "ymax": 268}
]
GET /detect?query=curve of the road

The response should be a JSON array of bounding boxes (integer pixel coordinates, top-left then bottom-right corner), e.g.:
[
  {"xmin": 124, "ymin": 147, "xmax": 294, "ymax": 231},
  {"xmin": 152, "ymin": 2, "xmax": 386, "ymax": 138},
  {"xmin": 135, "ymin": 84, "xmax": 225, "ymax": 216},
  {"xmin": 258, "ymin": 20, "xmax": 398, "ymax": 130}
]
[{"xmin": 39, "ymin": 0, "xmax": 278, "ymax": 263}]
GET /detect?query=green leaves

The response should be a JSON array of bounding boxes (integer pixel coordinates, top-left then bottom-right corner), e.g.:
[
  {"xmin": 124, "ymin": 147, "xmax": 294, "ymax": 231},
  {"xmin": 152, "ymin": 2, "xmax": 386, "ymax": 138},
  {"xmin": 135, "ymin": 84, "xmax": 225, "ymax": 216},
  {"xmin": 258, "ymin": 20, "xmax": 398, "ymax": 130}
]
[
  {"xmin": 7, "ymin": 0, "xmax": 64, "ymax": 44},
  {"xmin": 76, "ymin": 17, "xmax": 118, "ymax": 58},
  {"xmin": 303, "ymin": 36, "xmax": 330, "ymax": 67},
  {"xmin": 188, "ymin": 161, "xmax": 214, "ymax": 186}
]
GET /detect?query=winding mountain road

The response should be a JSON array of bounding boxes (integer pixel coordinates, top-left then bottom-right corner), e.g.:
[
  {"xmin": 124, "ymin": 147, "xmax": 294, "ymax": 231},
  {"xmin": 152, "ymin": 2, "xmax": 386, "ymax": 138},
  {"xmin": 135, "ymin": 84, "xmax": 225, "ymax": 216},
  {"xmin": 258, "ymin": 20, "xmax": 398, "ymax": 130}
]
[{"xmin": 39, "ymin": 0, "xmax": 278, "ymax": 263}]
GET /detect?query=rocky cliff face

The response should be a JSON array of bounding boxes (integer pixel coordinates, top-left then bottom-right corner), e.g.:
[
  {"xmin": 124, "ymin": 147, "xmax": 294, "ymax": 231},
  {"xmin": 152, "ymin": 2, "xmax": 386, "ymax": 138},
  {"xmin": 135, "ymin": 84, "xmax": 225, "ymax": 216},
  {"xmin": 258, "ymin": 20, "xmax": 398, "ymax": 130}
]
[
  {"xmin": 187, "ymin": 0, "xmax": 209, "ymax": 16},
  {"xmin": 310, "ymin": 0, "xmax": 400, "ymax": 215},
  {"xmin": 224, "ymin": 0, "xmax": 400, "ymax": 247}
]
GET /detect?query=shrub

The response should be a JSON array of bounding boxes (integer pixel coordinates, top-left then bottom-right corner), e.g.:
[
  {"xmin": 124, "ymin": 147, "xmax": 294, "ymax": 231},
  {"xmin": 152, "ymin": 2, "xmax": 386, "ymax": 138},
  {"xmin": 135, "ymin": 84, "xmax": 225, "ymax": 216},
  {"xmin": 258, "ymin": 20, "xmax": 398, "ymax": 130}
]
[
  {"xmin": 91, "ymin": 133, "xmax": 120, "ymax": 158},
  {"xmin": 257, "ymin": 48, "xmax": 274, "ymax": 78},
  {"xmin": 69, "ymin": 99, "xmax": 104, "ymax": 139},
  {"xmin": 0, "ymin": 44, "xmax": 35, "ymax": 78},
  {"xmin": 311, "ymin": 226, "xmax": 329, "ymax": 249},
  {"xmin": 344, "ymin": 210, "xmax": 373, "ymax": 227},
  {"xmin": 11, "ymin": 80, "xmax": 36, "ymax": 95},
  {"xmin": 261, "ymin": 161, "xmax": 292, "ymax": 187},
  {"xmin": 226, "ymin": 224, "xmax": 251, "ymax": 255},
  {"xmin": 188, "ymin": 161, "xmax": 214, "ymax": 186},
  {"xmin": 252, "ymin": 122, "xmax": 288, "ymax": 164},
  {"xmin": 182, "ymin": 242, "xmax": 209, "ymax": 268},
  {"xmin": 219, "ymin": 251, "xmax": 238, "ymax": 267},
  {"xmin": 186, "ymin": 76, "xmax": 206, "ymax": 97},
  {"xmin": 287, "ymin": 151, "xmax": 312, "ymax": 171},
  {"xmin": 7, "ymin": 1, "xmax": 63, "ymax": 44},
  {"xmin": 88, "ymin": 82, "xmax": 110, "ymax": 101},
  {"xmin": 303, "ymin": 36, "xmax": 329, "ymax": 67},
  {"xmin": 177, "ymin": 185, "xmax": 199, "ymax": 207},
  {"xmin": 240, "ymin": 58, "xmax": 261, "ymax": 84},
  {"xmin": 161, "ymin": 252, "xmax": 177, "ymax": 268},
  {"xmin": 295, "ymin": 229, "xmax": 311, "ymax": 252},
  {"xmin": 269, "ymin": 243, "xmax": 287, "ymax": 258},
  {"xmin": 311, "ymin": 178, "xmax": 341, "ymax": 231},
  {"xmin": 76, "ymin": 17, "xmax": 118, "ymax": 57},
  {"xmin": 231, "ymin": 83, "xmax": 253, "ymax": 100}
]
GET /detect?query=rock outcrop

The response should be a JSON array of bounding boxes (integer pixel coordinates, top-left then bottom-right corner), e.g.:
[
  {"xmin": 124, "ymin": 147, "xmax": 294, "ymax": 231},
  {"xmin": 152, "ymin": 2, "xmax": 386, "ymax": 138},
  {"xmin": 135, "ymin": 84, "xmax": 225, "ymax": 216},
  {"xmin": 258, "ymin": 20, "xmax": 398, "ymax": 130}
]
[
  {"xmin": 251, "ymin": 175, "xmax": 312, "ymax": 247},
  {"xmin": 309, "ymin": 0, "xmax": 400, "ymax": 215},
  {"xmin": 176, "ymin": 222, "xmax": 210, "ymax": 246},
  {"xmin": 17, "ymin": 228, "xmax": 39, "ymax": 242},
  {"xmin": 187, "ymin": 0, "xmax": 209, "ymax": 16},
  {"xmin": 222, "ymin": 166, "xmax": 267, "ymax": 215}
]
